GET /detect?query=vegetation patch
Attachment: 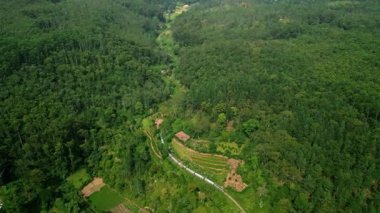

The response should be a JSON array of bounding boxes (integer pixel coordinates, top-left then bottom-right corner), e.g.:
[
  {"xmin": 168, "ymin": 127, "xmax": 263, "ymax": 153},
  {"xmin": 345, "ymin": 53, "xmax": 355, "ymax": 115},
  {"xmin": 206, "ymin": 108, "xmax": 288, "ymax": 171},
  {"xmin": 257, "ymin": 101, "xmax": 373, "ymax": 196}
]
[
  {"xmin": 187, "ymin": 139, "xmax": 210, "ymax": 152},
  {"xmin": 327, "ymin": 1, "xmax": 360, "ymax": 9},
  {"xmin": 142, "ymin": 118, "xmax": 163, "ymax": 159},
  {"xmin": 88, "ymin": 185, "xmax": 124, "ymax": 212},
  {"xmin": 66, "ymin": 168, "xmax": 91, "ymax": 189},
  {"xmin": 167, "ymin": 4, "xmax": 191, "ymax": 21},
  {"xmin": 216, "ymin": 142, "xmax": 242, "ymax": 156}
]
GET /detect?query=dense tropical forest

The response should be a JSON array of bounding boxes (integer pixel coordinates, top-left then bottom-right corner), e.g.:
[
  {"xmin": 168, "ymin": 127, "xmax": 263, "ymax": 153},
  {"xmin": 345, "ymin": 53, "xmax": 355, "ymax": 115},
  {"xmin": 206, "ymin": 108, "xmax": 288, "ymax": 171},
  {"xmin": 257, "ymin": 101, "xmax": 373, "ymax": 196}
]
[
  {"xmin": 170, "ymin": 0, "xmax": 380, "ymax": 212},
  {"xmin": 0, "ymin": 0, "xmax": 379, "ymax": 212},
  {"xmin": 0, "ymin": 0, "xmax": 177, "ymax": 211}
]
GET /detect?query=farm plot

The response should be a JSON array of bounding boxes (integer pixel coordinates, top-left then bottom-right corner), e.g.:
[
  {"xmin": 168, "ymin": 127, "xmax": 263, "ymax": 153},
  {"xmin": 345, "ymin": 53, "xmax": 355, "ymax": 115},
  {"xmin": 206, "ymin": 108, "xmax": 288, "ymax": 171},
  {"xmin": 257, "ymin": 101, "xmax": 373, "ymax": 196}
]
[
  {"xmin": 216, "ymin": 142, "xmax": 243, "ymax": 156},
  {"xmin": 172, "ymin": 138, "xmax": 229, "ymax": 183},
  {"xmin": 187, "ymin": 139, "xmax": 210, "ymax": 152}
]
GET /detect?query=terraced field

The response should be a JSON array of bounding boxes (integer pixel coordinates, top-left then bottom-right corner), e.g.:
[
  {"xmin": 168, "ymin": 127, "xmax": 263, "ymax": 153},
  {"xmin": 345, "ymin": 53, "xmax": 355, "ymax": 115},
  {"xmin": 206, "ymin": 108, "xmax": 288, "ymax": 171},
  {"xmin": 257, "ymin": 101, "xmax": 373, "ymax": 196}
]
[{"xmin": 172, "ymin": 138, "xmax": 229, "ymax": 184}]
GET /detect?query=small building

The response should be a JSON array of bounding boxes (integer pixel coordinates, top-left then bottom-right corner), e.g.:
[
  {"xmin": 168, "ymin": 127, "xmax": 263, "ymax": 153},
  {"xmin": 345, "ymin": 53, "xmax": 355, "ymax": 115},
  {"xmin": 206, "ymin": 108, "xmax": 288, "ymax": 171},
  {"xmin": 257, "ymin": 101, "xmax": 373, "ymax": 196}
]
[
  {"xmin": 175, "ymin": 131, "xmax": 190, "ymax": 142},
  {"xmin": 155, "ymin": 118, "xmax": 164, "ymax": 129}
]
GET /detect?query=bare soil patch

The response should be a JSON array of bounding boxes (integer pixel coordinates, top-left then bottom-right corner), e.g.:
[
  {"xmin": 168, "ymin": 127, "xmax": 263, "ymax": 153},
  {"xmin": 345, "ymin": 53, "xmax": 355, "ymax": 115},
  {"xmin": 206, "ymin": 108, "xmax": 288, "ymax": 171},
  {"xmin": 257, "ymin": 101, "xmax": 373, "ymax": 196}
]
[
  {"xmin": 226, "ymin": 120, "xmax": 234, "ymax": 132},
  {"xmin": 224, "ymin": 159, "xmax": 247, "ymax": 192},
  {"xmin": 81, "ymin": 177, "xmax": 105, "ymax": 197},
  {"xmin": 111, "ymin": 204, "xmax": 132, "ymax": 213}
]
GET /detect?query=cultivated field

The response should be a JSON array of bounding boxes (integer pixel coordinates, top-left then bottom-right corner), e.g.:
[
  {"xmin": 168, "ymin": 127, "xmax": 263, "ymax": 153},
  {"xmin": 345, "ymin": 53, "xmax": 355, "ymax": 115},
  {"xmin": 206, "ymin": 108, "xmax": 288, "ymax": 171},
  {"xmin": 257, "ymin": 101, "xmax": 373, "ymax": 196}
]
[
  {"xmin": 187, "ymin": 139, "xmax": 210, "ymax": 152},
  {"xmin": 172, "ymin": 138, "xmax": 229, "ymax": 184}
]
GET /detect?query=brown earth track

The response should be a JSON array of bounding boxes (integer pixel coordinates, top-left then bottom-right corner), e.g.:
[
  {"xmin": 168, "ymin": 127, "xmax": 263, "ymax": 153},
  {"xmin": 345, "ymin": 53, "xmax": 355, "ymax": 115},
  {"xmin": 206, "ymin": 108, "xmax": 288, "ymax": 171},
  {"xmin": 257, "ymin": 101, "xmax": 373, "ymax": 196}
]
[
  {"xmin": 81, "ymin": 177, "xmax": 105, "ymax": 197},
  {"xmin": 144, "ymin": 130, "xmax": 162, "ymax": 160}
]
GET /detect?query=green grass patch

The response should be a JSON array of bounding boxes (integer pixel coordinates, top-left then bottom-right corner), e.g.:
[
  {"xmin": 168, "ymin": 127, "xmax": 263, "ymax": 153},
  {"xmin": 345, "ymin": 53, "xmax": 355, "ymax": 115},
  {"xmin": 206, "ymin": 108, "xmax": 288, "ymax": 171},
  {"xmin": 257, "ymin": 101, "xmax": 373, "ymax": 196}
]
[
  {"xmin": 88, "ymin": 185, "xmax": 124, "ymax": 212},
  {"xmin": 142, "ymin": 118, "xmax": 153, "ymax": 130},
  {"xmin": 66, "ymin": 168, "xmax": 91, "ymax": 189}
]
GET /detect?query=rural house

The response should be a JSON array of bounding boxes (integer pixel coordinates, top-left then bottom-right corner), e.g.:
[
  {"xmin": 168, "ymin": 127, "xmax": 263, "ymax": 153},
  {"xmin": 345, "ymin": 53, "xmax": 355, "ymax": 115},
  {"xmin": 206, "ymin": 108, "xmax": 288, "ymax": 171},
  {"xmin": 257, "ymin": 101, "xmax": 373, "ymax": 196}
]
[
  {"xmin": 175, "ymin": 131, "xmax": 190, "ymax": 142},
  {"xmin": 155, "ymin": 118, "xmax": 163, "ymax": 129}
]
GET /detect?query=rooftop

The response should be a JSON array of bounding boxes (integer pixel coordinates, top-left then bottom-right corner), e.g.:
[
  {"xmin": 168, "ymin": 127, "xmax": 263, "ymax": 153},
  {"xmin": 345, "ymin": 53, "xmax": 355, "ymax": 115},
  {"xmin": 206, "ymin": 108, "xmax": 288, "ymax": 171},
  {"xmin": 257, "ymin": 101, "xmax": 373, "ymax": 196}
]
[
  {"xmin": 155, "ymin": 118, "xmax": 164, "ymax": 129},
  {"xmin": 175, "ymin": 131, "xmax": 190, "ymax": 142}
]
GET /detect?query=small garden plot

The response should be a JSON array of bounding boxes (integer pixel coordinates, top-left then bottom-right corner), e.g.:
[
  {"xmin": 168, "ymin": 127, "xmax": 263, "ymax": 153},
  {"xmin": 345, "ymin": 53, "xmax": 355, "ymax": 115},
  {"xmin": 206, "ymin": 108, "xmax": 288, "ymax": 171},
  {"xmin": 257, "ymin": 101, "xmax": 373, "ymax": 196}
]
[
  {"xmin": 88, "ymin": 185, "xmax": 124, "ymax": 212},
  {"xmin": 216, "ymin": 142, "xmax": 242, "ymax": 156},
  {"xmin": 67, "ymin": 168, "xmax": 91, "ymax": 189}
]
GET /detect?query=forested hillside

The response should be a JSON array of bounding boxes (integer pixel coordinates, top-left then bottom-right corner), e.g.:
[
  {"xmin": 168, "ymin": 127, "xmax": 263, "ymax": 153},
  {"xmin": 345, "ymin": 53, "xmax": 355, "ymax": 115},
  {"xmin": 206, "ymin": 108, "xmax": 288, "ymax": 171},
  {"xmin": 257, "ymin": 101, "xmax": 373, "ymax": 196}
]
[
  {"xmin": 0, "ymin": 0, "xmax": 176, "ymax": 211},
  {"xmin": 170, "ymin": 0, "xmax": 380, "ymax": 211},
  {"xmin": 1, "ymin": 0, "xmax": 379, "ymax": 212}
]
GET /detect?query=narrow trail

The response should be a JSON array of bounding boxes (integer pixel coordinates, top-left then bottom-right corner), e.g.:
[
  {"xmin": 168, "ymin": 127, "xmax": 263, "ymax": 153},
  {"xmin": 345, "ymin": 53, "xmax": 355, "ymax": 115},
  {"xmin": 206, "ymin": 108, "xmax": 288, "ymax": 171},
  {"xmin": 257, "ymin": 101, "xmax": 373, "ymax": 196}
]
[{"xmin": 144, "ymin": 130, "xmax": 162, "ymax": 159}]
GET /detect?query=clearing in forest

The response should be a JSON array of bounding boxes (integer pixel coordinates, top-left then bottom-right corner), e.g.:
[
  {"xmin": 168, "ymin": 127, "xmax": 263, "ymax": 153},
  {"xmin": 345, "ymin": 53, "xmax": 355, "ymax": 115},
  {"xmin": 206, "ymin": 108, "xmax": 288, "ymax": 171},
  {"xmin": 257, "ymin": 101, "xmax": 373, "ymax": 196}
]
[
  {"xmin": 81, "ymin": 177, "xmax": 105, "ymax": 197},
  {"xmin": 172, "ymin": 139, "xmax": 247, "ymax": 191}
]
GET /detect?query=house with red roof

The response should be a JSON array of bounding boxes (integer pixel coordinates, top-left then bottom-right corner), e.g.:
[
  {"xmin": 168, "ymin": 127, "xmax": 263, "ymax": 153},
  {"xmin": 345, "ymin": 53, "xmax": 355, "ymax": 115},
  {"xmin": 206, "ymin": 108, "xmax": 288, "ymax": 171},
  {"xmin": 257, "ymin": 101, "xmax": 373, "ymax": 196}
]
[
  {"xmin": 155, "ymin": 118, "xmax": 163, "ymax": 129},
  {"xmin": 175, "ymin": 131, "xmax": 190, "ymax": 142}
]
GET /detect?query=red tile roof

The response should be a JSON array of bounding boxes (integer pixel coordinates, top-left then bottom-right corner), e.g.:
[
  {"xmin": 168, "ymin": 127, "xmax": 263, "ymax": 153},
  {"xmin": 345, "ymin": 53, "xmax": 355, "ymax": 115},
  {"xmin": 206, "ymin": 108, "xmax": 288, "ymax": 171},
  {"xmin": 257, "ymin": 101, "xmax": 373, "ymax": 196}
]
[
  {"xmin": 155, "ymin": 119, "xmax": 163, "ymax": 129},
  {"xmin": 175, "ymin": 131, "xmax": 190, "ymax": 142}
]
